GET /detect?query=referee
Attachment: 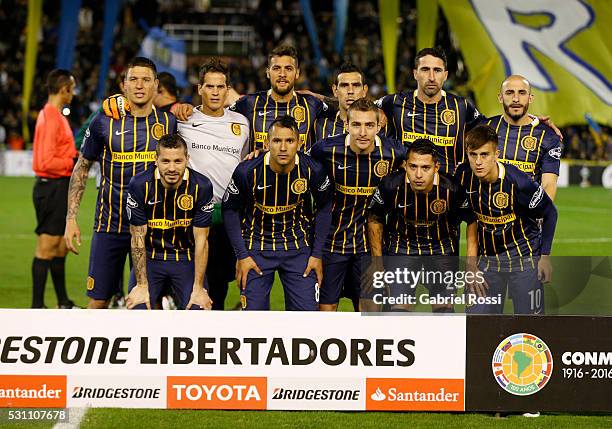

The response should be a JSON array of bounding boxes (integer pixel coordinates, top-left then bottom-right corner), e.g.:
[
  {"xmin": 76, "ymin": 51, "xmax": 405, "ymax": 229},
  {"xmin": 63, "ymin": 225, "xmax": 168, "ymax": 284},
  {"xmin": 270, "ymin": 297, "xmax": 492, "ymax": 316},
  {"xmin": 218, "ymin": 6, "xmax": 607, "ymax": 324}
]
[
  {"xmin": 177, "ymin": 58, "xmax": 250, "ymax": 309},
  {"xmin": 31, "ymin": 69, "xmax": 78, "ymax": 308}
]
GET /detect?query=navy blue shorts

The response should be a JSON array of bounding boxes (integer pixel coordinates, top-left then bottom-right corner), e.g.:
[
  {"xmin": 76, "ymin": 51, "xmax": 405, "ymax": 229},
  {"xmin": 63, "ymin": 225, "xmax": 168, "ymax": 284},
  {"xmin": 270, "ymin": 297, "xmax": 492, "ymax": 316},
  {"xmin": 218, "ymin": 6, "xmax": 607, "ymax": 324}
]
[
  {"xmin": 128, "ymin": 258, "xmax": 208, "ymax": 310},
  {"xmin": 466, "ymin": 268, "xmax": 544, "ymax": 314},
  {"xmin": 241, "ymin": 248, "xmax": 318, "ymax": 311},
  {"xmin": 320, "ymin": 252, "xmax": 364, "ymax": 305},
  {"xmin": 86, "ymin": 232, "xmax": 131, "ymax": 301}
]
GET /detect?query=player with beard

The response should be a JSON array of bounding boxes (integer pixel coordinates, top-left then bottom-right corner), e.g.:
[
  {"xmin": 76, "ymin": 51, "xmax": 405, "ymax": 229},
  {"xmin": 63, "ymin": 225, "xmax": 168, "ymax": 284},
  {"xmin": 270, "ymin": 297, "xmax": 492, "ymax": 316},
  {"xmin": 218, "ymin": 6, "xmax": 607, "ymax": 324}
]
[
  {"xmin": 486, "ymin": 75, "xmax": 561, "ymax": 200},
  {"xmin": 64, "ymin": 57, "xmax": 177, "ymax": 309}
]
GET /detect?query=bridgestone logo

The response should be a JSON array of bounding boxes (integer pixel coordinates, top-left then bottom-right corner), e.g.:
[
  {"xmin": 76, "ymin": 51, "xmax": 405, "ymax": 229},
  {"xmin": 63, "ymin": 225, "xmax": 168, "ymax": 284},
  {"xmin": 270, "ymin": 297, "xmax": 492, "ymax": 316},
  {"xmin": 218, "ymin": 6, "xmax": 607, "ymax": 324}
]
[
  {"xmin": 71, "ymin": 387, "xmax": 161, "ymax": 399},
  {"xmin": 272, "ymin": 388, "xmax": 360, "ymax": 401}
]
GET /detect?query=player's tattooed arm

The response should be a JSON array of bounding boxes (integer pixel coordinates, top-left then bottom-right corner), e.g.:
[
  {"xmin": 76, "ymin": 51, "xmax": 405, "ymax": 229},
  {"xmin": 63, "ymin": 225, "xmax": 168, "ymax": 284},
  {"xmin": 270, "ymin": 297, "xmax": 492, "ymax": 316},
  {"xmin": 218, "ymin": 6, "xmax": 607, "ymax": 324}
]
[
  {"xmin": 64, "ymin": 156, "xmax": 93, "ymax": 254},
  {"xmin": 126, "ymin": 224, "xmax": 151, "ymax": 310}
]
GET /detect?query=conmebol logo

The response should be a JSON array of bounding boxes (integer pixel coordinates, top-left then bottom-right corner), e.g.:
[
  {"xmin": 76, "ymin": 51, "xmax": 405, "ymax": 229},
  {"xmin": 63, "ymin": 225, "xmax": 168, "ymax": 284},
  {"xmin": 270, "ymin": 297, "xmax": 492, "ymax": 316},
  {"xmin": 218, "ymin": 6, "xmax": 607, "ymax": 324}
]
[{"xmin": 370, "ymin": 388, "xmax": 386, "ymax": 401}]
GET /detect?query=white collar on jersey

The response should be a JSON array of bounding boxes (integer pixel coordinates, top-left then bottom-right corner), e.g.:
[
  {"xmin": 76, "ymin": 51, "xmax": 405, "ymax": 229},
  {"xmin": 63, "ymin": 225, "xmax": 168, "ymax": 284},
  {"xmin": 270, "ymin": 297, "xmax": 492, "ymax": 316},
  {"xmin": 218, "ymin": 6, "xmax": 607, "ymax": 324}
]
[
  {"xmin": 496, "ymin": 161, "xmax": 506, "ymax": 180},
  {"xmin": 267, "ymin": 89, "xmax": 297, "ymax": 98},
  {"xmin": 155, "ymin": 168, "xmax": 190, "ymax": 180},
  {"xmin": 413, "ymin": 89, "xmax": 446, "ymax": 98},
  {"xmin": 345, "ymin": 134, "xmax": 382, "ymax": 147},
  {"xmin": 264, "ymin": 151, "xmax": 299, "ymax": 165}
]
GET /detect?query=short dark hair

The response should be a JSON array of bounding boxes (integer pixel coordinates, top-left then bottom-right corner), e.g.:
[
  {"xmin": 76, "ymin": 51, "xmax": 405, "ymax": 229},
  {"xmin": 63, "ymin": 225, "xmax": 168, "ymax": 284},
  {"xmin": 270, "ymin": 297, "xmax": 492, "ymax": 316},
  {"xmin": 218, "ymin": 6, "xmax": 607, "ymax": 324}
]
[
  {"xmin": 347, "ymin": 97, "xmax": 379, "ymax": 122},
  {"xmin": 156, "ymin": 133, "xmax": 188, "ymax": 156},
  {"xmin": 157, "ymin": 72, "xmax": 177, "ymax": 97},
  {"xmin": 414, "ymin": 47, "xmax": 447, "ymax": 70},
  {"xmin": 465, "ymin": 125, "xmax": 499, "ymax": 151},
  {"xmin": 199, "ymin": 57, "xmax": 230, "ymax": 86},
  {"xmin": 125, "ymin": 56, "xmax": 157, "ymax": 78},
  {"xmin": 334, "ymin": 62, "xmax": 366, "ymax": 86},
  {"xmin": 408, "ymin": 138, "xmax": 438, "ymax": 162},
  {"xmin": 268, "ymin": 45, "xmax": 299, "ymax": 68},
  {"xmin": 268, "ymin": 115, "xmax": 299, "ymax": 137},
  {"xmin": 46, "ymin": 69, "xmax": 73, "ymax": 95}
]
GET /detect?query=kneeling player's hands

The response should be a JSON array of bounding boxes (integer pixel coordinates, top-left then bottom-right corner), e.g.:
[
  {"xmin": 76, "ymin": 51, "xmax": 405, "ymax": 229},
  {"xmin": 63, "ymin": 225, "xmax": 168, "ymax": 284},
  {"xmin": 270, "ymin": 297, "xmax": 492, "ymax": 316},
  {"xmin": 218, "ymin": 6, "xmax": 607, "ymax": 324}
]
[
  {"xmin": 186, "ymin": 287, "xmax": 213, "ymax": 310},
  {"xmin": 236, "ymin": 256, "xmax": 263, "ymax": 290},
  {"xmin": 303, "ymin": 256, "xmax": 323, "ymax": 287},
  {"xmin": 538, "ymin": 255, "xmax": 553, "ymax": 283},
  {"xmin": 126, "ymin": 285, "xmax": 151, "ymax": 309},
  {"xmin": 173, "ymin": 103, "xmax": 195, "ymax": 121},
  {"xmin": 466, "ymin": 261, "xmax": 489, "ymax": 298},
  {"xmin": 102, "ymin": 94, "xmax": 130, "ymax": 120}
]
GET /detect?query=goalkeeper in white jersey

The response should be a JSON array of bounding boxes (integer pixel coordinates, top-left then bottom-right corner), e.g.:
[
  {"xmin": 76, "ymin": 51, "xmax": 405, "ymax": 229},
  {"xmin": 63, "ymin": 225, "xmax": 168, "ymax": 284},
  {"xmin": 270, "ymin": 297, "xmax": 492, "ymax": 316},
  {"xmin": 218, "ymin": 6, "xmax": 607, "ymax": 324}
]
[{"xmin": 178, "ymin": 58, "xmax": 250, "ymax": 309}]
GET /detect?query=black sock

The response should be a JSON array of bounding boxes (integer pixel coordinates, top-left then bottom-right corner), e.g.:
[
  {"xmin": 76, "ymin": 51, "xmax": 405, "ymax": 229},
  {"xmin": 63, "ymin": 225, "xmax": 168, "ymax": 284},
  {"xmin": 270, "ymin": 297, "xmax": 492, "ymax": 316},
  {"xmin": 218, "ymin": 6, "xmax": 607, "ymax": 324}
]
[
  {"xmin": 32, "ymin": 258, "xmax": 51, "ymax": 308},
  {"xmin": 50, "ymin": 257, "xmax": 70, "ymax": 306}
]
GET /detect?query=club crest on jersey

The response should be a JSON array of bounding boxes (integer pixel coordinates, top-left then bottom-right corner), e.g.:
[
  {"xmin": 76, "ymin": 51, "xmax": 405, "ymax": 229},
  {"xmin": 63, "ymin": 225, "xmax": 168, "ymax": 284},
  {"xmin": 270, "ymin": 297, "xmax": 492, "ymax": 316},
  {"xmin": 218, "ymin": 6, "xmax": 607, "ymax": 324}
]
[
  {"xmin": 292, "ymin": 106, "xmax": 306, "ymax": 123},
  {"xmin": 291, "ymin": 178, "xmax": 307, "ymax": 194},
  {"xmin": 440, "ymin": 109, "xmax": 456, "ymax": 125},
  {"xmin": 177, "ymin": 194, "xmax": 194, "ymax": 211},
  {"xmin": 87, "ymin": 276, "xmax": 95, "ymax": 291},
  {"xmin": 430, "ymin": 199, "xmax": 447, "ymax": 214},
  {"xmin": 521, "ymin": 135, "xmax": 538, "ymax": 151},
  {"xmin": 151, "ymin": 123, "xmax": 165, "ymax": 140},
  {"xmin": 373, "ymin": 160, "xmax": 390, "ymax": 177},
  {"xmin": 231, "ymin": 123, "xmax": 242, "ymax": 136},
  {"xmin": 493, "ymin": 191, "xmax": 509, "ymax": 209}
]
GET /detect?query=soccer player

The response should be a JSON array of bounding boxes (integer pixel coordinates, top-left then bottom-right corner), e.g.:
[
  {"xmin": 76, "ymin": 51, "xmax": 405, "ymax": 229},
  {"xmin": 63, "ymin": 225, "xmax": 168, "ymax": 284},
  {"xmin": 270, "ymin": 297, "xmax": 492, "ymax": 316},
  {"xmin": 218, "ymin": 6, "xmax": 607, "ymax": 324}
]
[
  {"xmin": 64, "ymin": 57, "xmax": 177, "ymax": 309},
  {"xmin": 375, "ymin": 47, "xmax": 482, "ymax": 175},
  {"xmin": 456, "ymin": 125, "xmax": 558, "ymax": 314},
  {"xmin": 31, "ymin": 69, "xmax": 78, "ymax": 309},
  {"xmin": 367, "ymin": 139, "xmax": 467, "ymax": 312},
  {"xmin": 222, "ymin": 115, "xmax": 333, "ymax": 311},
  {"xmin": 313, "ymin": 62, "xmax": 369, "ymax": 141},
  {"xmin": 488, "ymin": 75, "xmax": 561, "ymax": 199},
  {"xmin": 125, "ymin": 134, "xmax": 214, "ymax": 310},
  {"xmin": 228, "ymin": 45, "xmax": 329, "ymax": 151},
  {"xmin": 177, "ymin": 58, "xmax": 250, "ymax": 309},
  {"xmin": 154, "ymin": 72, "xmax": 179, "ymax": 112},
  {"xmin": 309, "ymin": 98, "xmax": 405, "ymax": 311}
]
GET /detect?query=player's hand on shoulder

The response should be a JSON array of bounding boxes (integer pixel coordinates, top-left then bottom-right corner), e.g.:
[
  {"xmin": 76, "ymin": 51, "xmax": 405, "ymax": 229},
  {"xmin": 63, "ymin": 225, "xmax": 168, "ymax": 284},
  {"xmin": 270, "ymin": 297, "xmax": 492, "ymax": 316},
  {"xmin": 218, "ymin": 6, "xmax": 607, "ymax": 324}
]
[
  {"xmin": 126, "ymin": 284, "xmax": 151, "ymax": 309},
  {"xmin": 236, "ymin": 256, "xmax": 263, "ymax": 290},
  {"xmin": 243, "ymin": 149, "xmax": 265, "ymax": 161},
  {"xmin": 102, "ymin": 94, "xmax": 130, "ymax": 120},
  {"xmin": 186, "ymin": 287, "xmax": 213, "ymax": 310},
  {"xmin": 173, "ymin": 103, "xmax": 195, "ymax": 121}
]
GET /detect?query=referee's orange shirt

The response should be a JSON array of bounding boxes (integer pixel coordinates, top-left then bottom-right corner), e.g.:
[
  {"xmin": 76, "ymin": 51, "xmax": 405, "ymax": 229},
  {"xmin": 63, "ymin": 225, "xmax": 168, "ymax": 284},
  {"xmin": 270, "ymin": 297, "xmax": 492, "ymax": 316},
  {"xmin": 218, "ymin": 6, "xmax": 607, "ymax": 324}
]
[{"xmin": 32, "ymin": 103, "xmax": 77, "ymax": 178}]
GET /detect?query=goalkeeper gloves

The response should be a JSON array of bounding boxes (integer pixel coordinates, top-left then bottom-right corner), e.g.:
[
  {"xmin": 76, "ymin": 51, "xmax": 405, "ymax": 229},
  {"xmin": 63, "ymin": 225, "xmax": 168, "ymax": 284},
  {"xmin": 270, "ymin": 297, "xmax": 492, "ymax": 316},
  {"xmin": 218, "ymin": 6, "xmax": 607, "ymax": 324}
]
[{"xmin": 102, "ymin": 94, "xmax": 130, "ymax": 120}]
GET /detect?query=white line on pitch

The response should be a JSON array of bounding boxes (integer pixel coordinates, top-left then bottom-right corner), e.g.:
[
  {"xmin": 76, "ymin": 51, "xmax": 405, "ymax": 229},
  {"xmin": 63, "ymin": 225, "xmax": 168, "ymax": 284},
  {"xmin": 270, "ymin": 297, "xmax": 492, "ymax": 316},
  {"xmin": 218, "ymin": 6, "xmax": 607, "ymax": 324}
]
[{"xmin": 53, "ymin": 407, "xmax": 87, "ymax": 429}]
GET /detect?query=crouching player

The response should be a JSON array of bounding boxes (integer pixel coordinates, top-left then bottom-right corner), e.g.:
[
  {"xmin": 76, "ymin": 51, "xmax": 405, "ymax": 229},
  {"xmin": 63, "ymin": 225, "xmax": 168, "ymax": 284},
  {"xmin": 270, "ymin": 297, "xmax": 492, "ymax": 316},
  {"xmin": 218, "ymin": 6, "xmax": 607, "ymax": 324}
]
[
  {"xmin": 222, "ymin": 116, "xmax": 333, "ymax": 311},
  {"xmin": 457, "ymin": 125, "xmax": 558, "ymax": 314},
  {"xmin": 125, "ymin": 134, "xmax": 215, "ymax": 310},
  {"xmin": 367, "ymin": 139, "xmax": 468, "ymax": 312}
]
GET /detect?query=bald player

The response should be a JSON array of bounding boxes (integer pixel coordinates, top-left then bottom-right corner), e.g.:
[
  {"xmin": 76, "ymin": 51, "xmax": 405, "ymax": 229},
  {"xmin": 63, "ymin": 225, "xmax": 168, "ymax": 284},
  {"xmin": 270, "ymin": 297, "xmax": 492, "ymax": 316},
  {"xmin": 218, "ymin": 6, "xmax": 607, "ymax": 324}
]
[{"xmin": 487, "ymin": 75, "xmax": 561, "ymax": 200}]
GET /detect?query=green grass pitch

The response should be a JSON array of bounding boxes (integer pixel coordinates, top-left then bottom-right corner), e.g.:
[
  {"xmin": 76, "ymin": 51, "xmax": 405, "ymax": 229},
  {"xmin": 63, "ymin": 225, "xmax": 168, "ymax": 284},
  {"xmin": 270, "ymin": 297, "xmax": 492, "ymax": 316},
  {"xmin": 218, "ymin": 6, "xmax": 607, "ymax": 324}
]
[{"xmin": 0, "ymin": 177, "xmax": 610, "ymax": 427}]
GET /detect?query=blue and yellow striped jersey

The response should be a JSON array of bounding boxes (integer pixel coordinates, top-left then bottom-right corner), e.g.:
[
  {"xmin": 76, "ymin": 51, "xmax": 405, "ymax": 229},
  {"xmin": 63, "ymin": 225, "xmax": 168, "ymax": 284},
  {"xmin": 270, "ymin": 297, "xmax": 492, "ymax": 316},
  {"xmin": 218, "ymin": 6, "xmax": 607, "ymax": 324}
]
[
  {"xmin": 230, "ymin": 91, "xmax": 328, "ymax": 152},
  {"xmin": 222, "ymin": 152, "xmax": 332, "ymax": 254},
  {"xmin": 126, "ymin": 167, "xmax": 214, "ymax": 261},
  {"xmin": 487, "ymin": 116, "xmax": 561, "ymax": 183},
  {"xmin": 309, "ymin": 134, "xmax": 406, "ymax": 254},
  {"xmin": 369, "ymin": 171, "xmax": 466, "ymax": 256},
  {"xmin": 456, "ymin": 161, "xmax": 556, "ymax": 272},
  {"xmin": 376, "ymin": 90, "xmax": 482, "ymax": 175},
  {"xmin": 82, "ymin": 108, "xmax": 177, "ymax": 234}
]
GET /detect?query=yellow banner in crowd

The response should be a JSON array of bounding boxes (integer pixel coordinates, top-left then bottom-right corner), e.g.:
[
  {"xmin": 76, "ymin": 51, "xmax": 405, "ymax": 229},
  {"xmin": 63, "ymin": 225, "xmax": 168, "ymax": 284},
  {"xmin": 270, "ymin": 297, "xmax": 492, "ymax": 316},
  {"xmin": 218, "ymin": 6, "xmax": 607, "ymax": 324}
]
[
  {"xmin": 439, "ymin": 0, "xmax": 612, "ymax": 126},
  {"xmin": 22, "ymin": 0, "xmax": 43, "ymax": 143},
  {"xmin": 379, "ymin": 0, "xmax": 399, "ymax": 94}
]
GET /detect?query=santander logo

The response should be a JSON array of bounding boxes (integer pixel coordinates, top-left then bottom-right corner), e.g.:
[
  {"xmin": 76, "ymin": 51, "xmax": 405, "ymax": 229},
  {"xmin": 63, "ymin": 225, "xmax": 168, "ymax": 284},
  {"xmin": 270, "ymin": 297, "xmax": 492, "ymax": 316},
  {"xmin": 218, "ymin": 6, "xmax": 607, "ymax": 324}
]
[{"xmin": 370, "ymin": 387, "xmax": 386, "ymax": 401}]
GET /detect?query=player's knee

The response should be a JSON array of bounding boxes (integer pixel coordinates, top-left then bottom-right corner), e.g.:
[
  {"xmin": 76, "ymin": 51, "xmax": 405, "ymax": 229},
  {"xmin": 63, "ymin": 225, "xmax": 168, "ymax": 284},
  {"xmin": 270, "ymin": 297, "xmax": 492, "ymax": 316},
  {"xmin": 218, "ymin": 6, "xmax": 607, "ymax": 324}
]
[
  {"xmin": 319, "ymin": 303, "xmax": 338, "ymax": 312},
  {"xmin": 87, "ymin": 298, "xmax": 109, "ymax": 309}
]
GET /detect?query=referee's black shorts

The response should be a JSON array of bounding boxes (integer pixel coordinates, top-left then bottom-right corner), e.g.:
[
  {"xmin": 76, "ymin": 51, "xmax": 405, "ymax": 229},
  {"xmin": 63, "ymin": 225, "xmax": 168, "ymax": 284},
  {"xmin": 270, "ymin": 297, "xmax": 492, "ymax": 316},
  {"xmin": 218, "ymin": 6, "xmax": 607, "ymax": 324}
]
[{"xmin": 33, "ymin": 176, "xmax": 70, "ymax": 236}]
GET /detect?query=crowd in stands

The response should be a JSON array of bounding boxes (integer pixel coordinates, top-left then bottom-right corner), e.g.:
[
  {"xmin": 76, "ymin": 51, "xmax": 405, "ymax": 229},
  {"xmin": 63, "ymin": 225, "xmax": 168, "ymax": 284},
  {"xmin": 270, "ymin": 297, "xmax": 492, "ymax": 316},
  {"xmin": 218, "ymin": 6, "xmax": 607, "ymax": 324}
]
[{"xmin": 0, "ymin": 0, "xmax": 609, "ymax": 160}]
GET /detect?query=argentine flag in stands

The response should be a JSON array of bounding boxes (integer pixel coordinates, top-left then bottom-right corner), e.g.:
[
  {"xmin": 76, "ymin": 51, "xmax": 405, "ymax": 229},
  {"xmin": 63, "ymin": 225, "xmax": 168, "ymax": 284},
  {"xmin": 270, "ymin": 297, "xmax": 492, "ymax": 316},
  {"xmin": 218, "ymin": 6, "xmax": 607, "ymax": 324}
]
[{"xmin": 139, "ymin": 27, "xmax": 188, "ymax": 88}]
